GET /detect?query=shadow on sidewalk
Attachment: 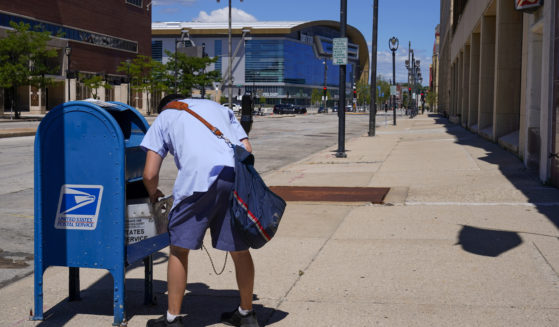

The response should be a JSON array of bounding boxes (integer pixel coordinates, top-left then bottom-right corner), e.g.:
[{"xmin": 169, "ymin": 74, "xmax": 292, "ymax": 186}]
[
  {"xmin": 431, "ymin": 114, "xmax": 559, "ymax": 257},
  {"xmin": 35, "ymin": 252, "xmax": 287, "ymax": 326}
]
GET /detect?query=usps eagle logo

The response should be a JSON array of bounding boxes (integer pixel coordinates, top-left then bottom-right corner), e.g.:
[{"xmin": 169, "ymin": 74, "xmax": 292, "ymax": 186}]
[{"xmin": 54, "ymin": 185, "xmax": 103, "ymax": 230}]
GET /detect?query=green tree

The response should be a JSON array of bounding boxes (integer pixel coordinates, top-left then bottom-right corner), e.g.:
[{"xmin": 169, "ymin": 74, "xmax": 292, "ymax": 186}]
[
  {"xmin": 376, "ymin": 77, "xmax": 390, "ymax": 105},
  {"xmin": 0, "ymin": 21, "xmax": 58, "ymax": 118},
  {"xmin": 426, "ymin": 90, "xmax": 437, "ymax": 110},
  {"xmin": 164, "ymin": 50, "xmax": 220, "ymax": 97},
  {"xmin": 356, "ymin": 80, "xmax": 370, "ymax": 106},
  {"xmin": 79, "ymin": 74, "xmax": 112, "ymax": 100},
  {"xmin": 118, "ymin": 55, "xmax": 169, "ymax": 114},
  {"xmin": 402, "ymin": 92, "xmax": 409, "ymax": 108},
  {"xmin": 311, "ymin": 88, "xmax": 322, "ymax": 105}
]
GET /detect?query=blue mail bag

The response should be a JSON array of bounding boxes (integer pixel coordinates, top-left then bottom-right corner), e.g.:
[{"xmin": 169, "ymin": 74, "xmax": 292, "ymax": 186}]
[
  {"xmin": 230, "ymin": 145, "xmax": 286, "ymax": 249},
  {"xmin": 162, "ymin": 101, "xmax": 285, "ymax": 249}
]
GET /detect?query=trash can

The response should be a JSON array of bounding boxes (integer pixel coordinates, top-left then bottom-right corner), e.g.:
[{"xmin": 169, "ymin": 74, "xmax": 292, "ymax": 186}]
[{"xmin": 32, "ymin": 100, "xmax": 170, "ymax": 326}]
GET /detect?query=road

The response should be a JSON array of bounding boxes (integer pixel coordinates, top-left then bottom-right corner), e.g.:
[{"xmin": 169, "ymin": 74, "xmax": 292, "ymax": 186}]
[{"xmin": 0, "ymin": 111, "xmax": 394, "ymax": 288}]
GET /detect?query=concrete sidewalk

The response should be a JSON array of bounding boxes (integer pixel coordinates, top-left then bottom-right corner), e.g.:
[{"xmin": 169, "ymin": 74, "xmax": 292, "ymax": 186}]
[{"xmin": 2, "ymin": 114, "xmax": 559, "ymax": 326}]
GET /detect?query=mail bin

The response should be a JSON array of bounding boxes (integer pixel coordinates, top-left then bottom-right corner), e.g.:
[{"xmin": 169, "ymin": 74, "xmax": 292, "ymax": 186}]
[{"xmin": 32, "ymin": 100, "xmax": 171, "ymax": 326}]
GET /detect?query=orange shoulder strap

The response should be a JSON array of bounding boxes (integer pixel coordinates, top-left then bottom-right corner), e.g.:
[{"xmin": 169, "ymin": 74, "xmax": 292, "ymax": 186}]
[{"xmin": 163, "ymin": 101, "xmax": 223, "ymax": 137}]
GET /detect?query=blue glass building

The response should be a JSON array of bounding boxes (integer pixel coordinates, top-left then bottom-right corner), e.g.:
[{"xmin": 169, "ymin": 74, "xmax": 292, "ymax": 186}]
[{"xmin": 152, "ymin": 21, "xmax": 369, "ymax": 106}]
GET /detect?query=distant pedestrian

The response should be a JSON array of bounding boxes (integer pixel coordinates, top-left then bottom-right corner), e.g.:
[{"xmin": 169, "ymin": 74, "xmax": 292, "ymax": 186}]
[{"xmin": 141, "ymin": 94, "xmax": 260, "ymax": 327}]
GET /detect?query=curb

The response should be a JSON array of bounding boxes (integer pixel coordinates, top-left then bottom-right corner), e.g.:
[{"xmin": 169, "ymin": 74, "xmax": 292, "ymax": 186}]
[{"xmin": 0, "ymin": 128, "xmax": 37, "ymax": 138}]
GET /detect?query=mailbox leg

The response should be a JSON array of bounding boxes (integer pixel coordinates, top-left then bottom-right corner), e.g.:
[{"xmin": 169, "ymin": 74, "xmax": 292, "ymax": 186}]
[
  {"xmin": 111, "ymin": 268, "xmax": 126, "ymax": 326},
  {"xmin": 143, "ymin": 255, "xmax": 156, "ymax": 305},
  {"xmin": 32, "ymin": 264, "xmax": 44, "ymax": 321},
  {"xmin": 69, "ymin": 267, "xmax": 80, "ymax": 301}
]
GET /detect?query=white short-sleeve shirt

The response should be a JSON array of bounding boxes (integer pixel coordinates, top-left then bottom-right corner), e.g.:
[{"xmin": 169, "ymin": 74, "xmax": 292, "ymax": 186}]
[{"xmin": 140, "ymin": 99, "xmax": 248, "ymax": 209}]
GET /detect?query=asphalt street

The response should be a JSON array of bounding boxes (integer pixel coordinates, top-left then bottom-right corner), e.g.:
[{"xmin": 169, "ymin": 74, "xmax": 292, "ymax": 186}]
[{"xmin": 0, "ymin": 111, "xmax": 395, "ymax": 289}]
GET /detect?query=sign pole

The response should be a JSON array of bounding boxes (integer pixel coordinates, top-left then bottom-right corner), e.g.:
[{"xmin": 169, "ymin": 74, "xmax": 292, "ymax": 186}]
[{"xmin": 336, "ymin": 0, "xmax": 347, "ymax": 158}]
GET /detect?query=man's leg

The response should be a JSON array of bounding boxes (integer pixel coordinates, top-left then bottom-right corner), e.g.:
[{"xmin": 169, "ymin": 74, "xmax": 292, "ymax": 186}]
[
  {"xmin": 229, "ymin": 250, "xmax": 255, "ymax": 310},
  {"xmin": 167, "ymin": 245, "xmax": 190, "ymax": 315}
]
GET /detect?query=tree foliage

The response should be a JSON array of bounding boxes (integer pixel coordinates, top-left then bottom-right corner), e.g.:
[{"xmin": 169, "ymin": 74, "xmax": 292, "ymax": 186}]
[
  {"xmin": 356, "ymin": 80, "xmax": 369, "ymax": 105},
  {"xmin": 164, "ymin": 50, "xmax": 220, "ymax": 97},
  {"xmin": 426, "ymin": 90, "xmax": 437, "ymax": 109},
  {"xmin": 118, "ymin": 55, "xmax": 168, "ymax": 114},
  {"xmin": 0, "ymin": 21, "xmax": 58, "ymax": 117},
  {"xmin": 311, "ymin": 88, "xmax": 321, "ymax": 105},
  {"xmin": 79, "ymin": 74, "xmax": 111, "ymax": 100},
  {"xmin": 376, "ymin": 77, "xmax": 391, "ymax": 105}
]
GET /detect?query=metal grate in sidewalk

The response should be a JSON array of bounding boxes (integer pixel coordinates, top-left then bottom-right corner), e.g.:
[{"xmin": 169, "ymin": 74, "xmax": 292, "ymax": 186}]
[{"xmin": 269, "ymin": 186, "xmax": 390, "ymax": 204}]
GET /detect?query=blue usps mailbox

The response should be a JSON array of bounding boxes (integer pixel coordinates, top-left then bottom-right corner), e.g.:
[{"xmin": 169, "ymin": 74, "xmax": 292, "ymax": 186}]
[{"xmin": 33, "ymin": 100, "xmax": 169, "ymax": 326}]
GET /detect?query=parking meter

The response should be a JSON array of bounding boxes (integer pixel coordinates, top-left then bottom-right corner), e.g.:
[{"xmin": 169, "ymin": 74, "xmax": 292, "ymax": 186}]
[{"xmin": 241, "ymin": 94, "xmax": 253, "ymax": 135}]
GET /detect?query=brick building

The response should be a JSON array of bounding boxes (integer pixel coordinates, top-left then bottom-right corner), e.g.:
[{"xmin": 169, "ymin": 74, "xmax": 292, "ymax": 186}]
[{"xmin": 0, "ymin": 0, "xmax": 151, "ymax": 114}]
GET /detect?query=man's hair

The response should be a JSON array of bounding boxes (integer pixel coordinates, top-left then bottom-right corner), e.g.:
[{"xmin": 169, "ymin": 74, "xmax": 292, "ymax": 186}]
[{"xmin": 157, "ymin": 94, "xmax": 186, "ymax": 113}]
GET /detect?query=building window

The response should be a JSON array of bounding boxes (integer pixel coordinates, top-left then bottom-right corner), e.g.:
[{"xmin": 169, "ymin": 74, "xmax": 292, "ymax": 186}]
[
  {"xmin": 214, "ymin": 40, "xmax": 222, "ymax": 73},
  {"xmin": 125, "ymin": 0, "xmax": 143, "ymax": 8},
  {"xmin": 152, "ymin": 41, "xmax": 162, "ymax": 62},
  {"xmin": 245, "ymin": 39, "xmax": 284, "ymax": 83},
  {"xmin": 0, "ymin": 12, "xmax": 138, "ymax": 53}
]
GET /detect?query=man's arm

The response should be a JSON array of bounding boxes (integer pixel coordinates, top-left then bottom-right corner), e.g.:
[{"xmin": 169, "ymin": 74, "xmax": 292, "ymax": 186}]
[
  {"xmin": 143, "ymin": 150, "xmax": 164, "ymax": 203},
  {"xmin": 241, "ymin": 138, "xmax": 252, "ymax": 153}
]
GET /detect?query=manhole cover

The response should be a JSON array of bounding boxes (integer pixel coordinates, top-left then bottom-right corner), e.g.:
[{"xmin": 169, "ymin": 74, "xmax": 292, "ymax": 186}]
[{"xmin": 270, "ymin": 186, "xmax": 389, "ymax": 203}]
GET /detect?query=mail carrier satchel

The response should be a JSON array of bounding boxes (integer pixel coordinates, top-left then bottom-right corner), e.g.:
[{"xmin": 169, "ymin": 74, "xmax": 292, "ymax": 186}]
[{"xmin": 164, "ymin": 100, "xmax": 286, "ymax": 248}]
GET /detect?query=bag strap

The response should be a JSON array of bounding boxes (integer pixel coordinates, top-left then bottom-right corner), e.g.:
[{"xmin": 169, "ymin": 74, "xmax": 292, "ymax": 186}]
[{"xmin": 164, "ymin": 100, "xmax": 232, "ymax": 147}]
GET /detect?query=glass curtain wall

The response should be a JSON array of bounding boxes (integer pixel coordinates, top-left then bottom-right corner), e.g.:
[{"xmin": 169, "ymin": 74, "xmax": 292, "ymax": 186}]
[{"xmin": 245, "ymin": 38, "xmax": 354, "ymax": 105}]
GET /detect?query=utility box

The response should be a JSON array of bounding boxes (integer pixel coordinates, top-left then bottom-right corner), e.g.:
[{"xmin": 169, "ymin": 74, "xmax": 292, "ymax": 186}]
[{"xmin": 33, "ymin": 100, "xmax": 170, "ymax": 326}]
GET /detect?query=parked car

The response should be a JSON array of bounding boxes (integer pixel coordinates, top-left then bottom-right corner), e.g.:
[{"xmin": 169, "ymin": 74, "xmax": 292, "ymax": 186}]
[
  {"xmin": 222, "ymin": 103, "xmax": 240, "ymax": 113},
  {"xmin": 273, "ymin": 104, "xmax": 307, "ymax": 114},
  {"xmin": 318, "ymin": 106, "xmax": 328, "ymax": 113}
]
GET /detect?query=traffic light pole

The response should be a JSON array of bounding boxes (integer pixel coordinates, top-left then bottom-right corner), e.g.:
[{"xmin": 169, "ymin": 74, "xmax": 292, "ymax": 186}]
[{"xmin": 336, "ymin": 0, "xmax": 347, "ymax": 158}]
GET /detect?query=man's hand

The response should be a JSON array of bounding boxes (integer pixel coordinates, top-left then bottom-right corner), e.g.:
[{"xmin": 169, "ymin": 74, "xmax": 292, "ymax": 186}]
[
  {"xmin": 150, "ymin": 189, "xmax": 164, "ymax": 203},
  {"xmin": 143, "ymin": 150, "xmax": 164, "ymax": 203}
]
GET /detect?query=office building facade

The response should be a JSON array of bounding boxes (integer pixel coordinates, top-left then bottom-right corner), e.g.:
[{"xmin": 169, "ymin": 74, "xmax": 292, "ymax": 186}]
[
  {"xmin": 151, "ymin": 20, "xmax": 369, "ymax": 105},
  {"xmin": 438, "ymin": 0, "xmax": 559, "ymax": 186}
]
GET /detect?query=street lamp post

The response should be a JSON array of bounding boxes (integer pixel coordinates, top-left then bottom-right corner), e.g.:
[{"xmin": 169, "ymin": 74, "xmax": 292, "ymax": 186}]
[
  {"xmin": 65, "ymin": 46, "xmax": 71, "ymax": 102},
  {"xmin": 389, "ymin": 37, "xmax": 398, "ymax": 126},
  {"xmin": 174, "ymin": 39, "xmax": 178, "ymax": 93},
  {"xmin": 201, "ymin": 42, "xmax": 206, "ymax": 99},
  {"xmin": 323, "ymin": 60, "xmax": 328, "ymax": 112},
  {"xmin": 369, "ymin": 0, "xmax": 378, "ymax": 136},
  {"xmin": 217, "ymin": 0, "xmax": 243, "ymax": 109},
  {"xmin": 125, "ymin": 59, "xmax": 131, "ymax": 105}
]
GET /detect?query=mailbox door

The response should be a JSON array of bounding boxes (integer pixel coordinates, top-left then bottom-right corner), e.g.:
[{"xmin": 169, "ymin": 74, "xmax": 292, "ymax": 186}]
[{"xmin": 35, "ymin": 103, "xmax": 125, "ymax": 270}]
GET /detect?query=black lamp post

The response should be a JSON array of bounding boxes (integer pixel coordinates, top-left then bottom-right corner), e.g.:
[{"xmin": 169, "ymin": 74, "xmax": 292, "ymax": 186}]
[
  {"xmin": 389, "ymin": 36, "xmax": 398, "ymax": 126},
  {"xmin": 217, "ymin": 0, "xmax": 243, "ymax": 110},
  {"xmin": 125, "ymin": 59, "xmax": 131, "ymax": 105},
  {"xmin": 323, "ymin": 59, "xmax": 328, "ymax": 112},
  {"xmin": 201, "ymin": 42, "xmax": 206, "ymax": 99},
  {"xmin": 65, "ymin": 46, "xmax": 71, "ymax": 102}
]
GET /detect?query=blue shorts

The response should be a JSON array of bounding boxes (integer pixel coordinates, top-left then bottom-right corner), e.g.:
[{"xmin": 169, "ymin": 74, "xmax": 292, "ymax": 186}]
[{"xmin": 167, "ymin": 167, "xmax": 249, "ymax": 252}]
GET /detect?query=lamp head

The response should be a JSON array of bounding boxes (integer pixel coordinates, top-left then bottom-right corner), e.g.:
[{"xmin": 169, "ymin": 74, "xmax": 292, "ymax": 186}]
[{"xmin": 389, "ymin": 37, "xmax": 399, "ymax": 51}]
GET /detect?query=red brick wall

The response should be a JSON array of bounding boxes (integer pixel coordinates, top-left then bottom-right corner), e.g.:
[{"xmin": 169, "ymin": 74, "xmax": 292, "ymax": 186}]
[{"xmin": 0, "ymin": 0, "xmax": 151, "ymax": 75}]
